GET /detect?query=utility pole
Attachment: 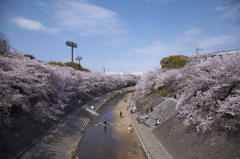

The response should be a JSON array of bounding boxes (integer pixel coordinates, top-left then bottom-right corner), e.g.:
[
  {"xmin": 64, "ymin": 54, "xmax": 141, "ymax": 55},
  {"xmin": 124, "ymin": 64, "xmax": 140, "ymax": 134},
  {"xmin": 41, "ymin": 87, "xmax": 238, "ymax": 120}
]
[
  {"xmin": 66, "ymin": 41, "xmax": 77, "ymax": 62},
  {"xmin": 196, "ymin": 45, "xmax": 202, "ymax": 56},
  {"xmin": 104, "ymin": 68, "xmax": 105, "ymax": 73}
]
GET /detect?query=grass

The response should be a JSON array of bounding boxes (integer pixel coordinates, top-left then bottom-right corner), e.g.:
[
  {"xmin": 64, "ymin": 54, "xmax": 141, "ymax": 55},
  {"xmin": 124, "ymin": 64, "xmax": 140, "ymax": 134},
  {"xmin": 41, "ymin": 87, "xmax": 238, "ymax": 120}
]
[
  {"xmin": 110, "ymin": 92, "xmax": 121, "ymax": 100},
  {"xmin": 72, "ymin": 151, "xmax": 77, "ymax": 156},
  {"xmin": 151, "ymin": 88, "xmax": 168, "ymax": 97},
  {"xmin": 132, "ymin": 143, "xmax": 137, "ymax": 147}
]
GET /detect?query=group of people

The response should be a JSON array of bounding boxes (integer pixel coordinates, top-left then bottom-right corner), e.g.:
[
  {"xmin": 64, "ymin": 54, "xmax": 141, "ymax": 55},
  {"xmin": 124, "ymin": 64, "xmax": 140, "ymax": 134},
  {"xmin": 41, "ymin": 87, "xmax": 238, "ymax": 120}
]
[
  {"xmin": 130, "ymin": 95, "xmax": 136, "ymax": 102},
  {"xmin": 124, "ymin": 99, "xmax": 130, "ymax": 103},
  {"xmin": 126, "ymin": 105, "xmax": 137, "ymax": 114},
  {"xmin": 146, "ymin": 107, "xmax": 153, "ymax": 114},
  {"xmin": 174, "ymin": 92, "xmax": 181, "ymax": 102},
  {"xmin": 96, "ymin": 93, "xmax": 101, "ymax": 98}
]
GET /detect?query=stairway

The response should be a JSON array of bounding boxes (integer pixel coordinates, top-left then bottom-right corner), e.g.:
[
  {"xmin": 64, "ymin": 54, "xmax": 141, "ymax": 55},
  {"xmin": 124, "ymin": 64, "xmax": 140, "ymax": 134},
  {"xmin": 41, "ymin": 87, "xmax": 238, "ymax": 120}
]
[
  {"xmin": 65, "ymin": 109, "xmax": 94, "ymax": 134},
  {"xmin": 145, "ymin": 99, "xmax": 177, "ymax": 130}
]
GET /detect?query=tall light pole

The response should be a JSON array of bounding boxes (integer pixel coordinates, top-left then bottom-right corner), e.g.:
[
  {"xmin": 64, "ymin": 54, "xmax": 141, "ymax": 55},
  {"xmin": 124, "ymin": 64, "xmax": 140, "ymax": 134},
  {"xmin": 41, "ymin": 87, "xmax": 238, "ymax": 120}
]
[
  {"xmin": 76, "ymin": 56, "xmax": 82, "ymax": 70},
  {"xmin": 66, "ymin": 41, "xmax": 77, "ymax": 62}
]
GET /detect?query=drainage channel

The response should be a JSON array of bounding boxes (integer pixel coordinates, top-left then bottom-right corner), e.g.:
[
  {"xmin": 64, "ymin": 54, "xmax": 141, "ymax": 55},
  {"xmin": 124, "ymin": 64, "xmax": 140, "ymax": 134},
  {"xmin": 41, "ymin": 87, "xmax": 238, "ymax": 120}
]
[{"xmin": 72, "ymin": 96, "xmax": 146, "ymax": 159}]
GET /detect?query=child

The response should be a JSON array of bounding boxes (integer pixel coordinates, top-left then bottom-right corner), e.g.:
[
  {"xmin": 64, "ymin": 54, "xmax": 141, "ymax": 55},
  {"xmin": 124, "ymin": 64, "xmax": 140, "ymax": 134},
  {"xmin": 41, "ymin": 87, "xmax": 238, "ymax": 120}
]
[{"xmin": 127, "ymin": 125, "xmax": 131, "ymax": 133}]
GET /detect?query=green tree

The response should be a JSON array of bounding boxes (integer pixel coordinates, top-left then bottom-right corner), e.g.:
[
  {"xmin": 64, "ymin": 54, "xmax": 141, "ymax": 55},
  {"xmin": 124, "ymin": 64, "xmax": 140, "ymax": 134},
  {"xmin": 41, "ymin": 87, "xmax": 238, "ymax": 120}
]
[
  {"xmin": 0, "ymin": 31, "xmax": 10, "ymax": 55},
  {"xmin": 63, "ymin": 62, "xmax": 91, "ymax": 72},
  {"xmin": 48, "ymin": 60, "xmax": 63, "ymax": 66},
  {"xmin": 160, "ymin": 55, "xmax": 189, "ymax": 69},
  {"xmin": 24, "ymin": 54, "xmax": 36, "ymax": 59}
]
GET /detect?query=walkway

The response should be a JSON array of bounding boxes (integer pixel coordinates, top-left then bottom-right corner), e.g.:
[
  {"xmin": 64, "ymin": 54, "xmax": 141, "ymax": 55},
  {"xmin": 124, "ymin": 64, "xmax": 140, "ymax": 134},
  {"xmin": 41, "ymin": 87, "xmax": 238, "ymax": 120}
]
[{"xmin": 129, "ymin": 95, "xmax": 173, "ymax": 159}]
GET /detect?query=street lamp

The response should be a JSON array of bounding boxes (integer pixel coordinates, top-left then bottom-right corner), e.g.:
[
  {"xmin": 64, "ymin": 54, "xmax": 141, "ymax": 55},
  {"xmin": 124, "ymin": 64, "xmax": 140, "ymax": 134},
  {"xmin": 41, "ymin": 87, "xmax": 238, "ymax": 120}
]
[
  {"xmin": 76, "ymin": 56, "xmax": 82, "ymax": 70},
  {"xmin": 66, "ymin": 41, "xmax": 77, "ymax": 62}
]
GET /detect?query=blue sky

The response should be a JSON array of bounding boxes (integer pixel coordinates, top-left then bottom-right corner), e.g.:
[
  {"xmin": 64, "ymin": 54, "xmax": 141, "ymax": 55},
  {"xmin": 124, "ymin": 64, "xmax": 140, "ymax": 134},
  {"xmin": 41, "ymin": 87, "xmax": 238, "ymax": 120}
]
[{"xmin": 0, "ymin": 0, "xmax": 239, "ymax": 74}]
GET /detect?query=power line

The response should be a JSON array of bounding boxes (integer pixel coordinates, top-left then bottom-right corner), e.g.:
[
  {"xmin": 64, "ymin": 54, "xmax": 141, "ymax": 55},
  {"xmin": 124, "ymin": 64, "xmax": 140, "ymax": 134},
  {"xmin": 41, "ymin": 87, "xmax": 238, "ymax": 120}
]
[
  {"xmin": 9, "ymin": 46, "xmax": 30, "ymax": 55},
  {"xmin": 201, "ymin": 45, "xmax": 240, "ymax": 51},
  {"xmin": 10, "ymin": 42, "xmax": 35, "ymax": 55}
]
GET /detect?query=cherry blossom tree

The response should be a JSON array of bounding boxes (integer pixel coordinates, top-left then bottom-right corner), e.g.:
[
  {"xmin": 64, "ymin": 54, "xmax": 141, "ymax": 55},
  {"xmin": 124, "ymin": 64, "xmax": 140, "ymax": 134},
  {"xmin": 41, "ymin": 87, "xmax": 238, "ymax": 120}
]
[
  {"xmin": 136, "ymin": 52, "xmax": 240, "ymax": 132},
  {"xmin": 176, "ymin": 53, "xmax": 240, "ymax": 132},
  {"xmin": 0, "ymin": 50, "xmax": 136, "ymax": 126}
]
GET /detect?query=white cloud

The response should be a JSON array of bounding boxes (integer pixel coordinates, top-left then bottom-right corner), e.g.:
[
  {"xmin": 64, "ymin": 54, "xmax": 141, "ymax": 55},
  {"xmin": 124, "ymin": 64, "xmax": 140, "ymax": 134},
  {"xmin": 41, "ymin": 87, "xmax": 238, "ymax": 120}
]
[
  {"xmin": 129, "ymin": 41, "xmax": 180, "ymax": 70},
  {"xmin": 215, "ymin": 6, "xmax": 231, "ymax": 11},
  {"xmin": 53, "ymin": 0, "xmax": 125, "ymax": 36},
  {"xmin": 104, "ymin": 37, "xmax": 130, "ymax": 46},
  {"xmin": 198, "ymin": 35, "xmax": 238, "ymax": 48},
  {"xmin": 132, "ymin": 72, "xmax": 144, "ymax": 75},
  {"xmin": 130, "ymin": 41, "xmax": 168, "ymax": 55},
  {"xmin": 128, "ymin": 28, "xmax": 240, "ymax": 71},
  {"xmin": 147, "ymin": 0, "xmax": 173, "ymax": 4},
  {"xmin": 215, "ymin": 3, "xmax": 240, "ymax": 20},
  {"xmin": 36, "ymin": 1, "xmax": 47, "ymax": 8},
  {"xmin": 184, "ymin": 28, "xmax": 202, "ymax": 35},
  {"xmin": 12, "ymin": 17, "xmax": 60, "ymax": 34}
]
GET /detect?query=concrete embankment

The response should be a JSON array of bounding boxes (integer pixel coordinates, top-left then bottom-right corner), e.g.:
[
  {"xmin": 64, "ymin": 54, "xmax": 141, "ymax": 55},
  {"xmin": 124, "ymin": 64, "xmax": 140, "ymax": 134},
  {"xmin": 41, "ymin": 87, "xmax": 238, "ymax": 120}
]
[
  {"xmin": 131, "ymin": 92, "xmax": 240, "ymax": 159},
  {"xmin": 18, "ymin": 87, "xmax": 135, "ymax": 159}
]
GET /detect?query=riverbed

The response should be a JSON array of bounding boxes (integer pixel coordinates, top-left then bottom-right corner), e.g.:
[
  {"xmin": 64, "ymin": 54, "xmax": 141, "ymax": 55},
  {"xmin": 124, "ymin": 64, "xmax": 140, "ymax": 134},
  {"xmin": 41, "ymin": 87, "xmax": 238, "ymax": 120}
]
[{"xmin": 74, "ymin": 94, "xmax": 146, "ymax": 159}]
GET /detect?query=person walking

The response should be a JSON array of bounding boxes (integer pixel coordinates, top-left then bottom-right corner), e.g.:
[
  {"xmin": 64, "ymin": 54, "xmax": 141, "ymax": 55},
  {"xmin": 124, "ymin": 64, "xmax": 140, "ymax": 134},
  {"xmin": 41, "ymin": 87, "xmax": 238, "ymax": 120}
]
[{"xmin": 120, "ymin": 111, "xmax": 122, "ymax": 118}]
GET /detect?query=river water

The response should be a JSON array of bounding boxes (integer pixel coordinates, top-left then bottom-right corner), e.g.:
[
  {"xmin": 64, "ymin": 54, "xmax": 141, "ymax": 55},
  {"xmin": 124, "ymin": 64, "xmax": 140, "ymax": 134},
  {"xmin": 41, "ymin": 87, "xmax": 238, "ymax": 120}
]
[{"xmin": 74, "ymin": 96, "xmax": 144, "ymax": 159}]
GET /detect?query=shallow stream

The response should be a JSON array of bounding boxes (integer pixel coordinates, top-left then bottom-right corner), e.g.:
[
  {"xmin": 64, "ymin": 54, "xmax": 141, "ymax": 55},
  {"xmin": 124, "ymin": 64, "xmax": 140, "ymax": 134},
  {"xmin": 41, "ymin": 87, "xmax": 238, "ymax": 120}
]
[{"xmin": 74, "ymin": 96, "xmax": 144, "ymax": 159}]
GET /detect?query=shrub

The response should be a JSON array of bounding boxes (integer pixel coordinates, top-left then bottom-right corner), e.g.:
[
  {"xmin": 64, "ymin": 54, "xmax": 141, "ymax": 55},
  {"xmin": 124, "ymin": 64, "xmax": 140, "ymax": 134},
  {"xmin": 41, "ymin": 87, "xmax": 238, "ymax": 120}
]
[{"xmin": 160, "ymin": 91, "xmax": 168, "ymax": 97}]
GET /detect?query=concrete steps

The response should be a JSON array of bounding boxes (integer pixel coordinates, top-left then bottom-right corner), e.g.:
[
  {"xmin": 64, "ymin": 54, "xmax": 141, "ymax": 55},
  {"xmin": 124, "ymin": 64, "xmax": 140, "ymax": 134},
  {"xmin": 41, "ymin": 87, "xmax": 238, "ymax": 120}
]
[
  {"xmin": 49, "ymin": 105, "xmax": 79, "ymax": 125},
  {"xmin": 145, "ymin": 99, "xmax": 177, "ymax": 130},
  {"xmin": 63, "ymin": 87, "xmax": 134, "ymax": 134},
  {"xmin": 65, "ymin": 109, "xmax": 94, "ymax": 134}
]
